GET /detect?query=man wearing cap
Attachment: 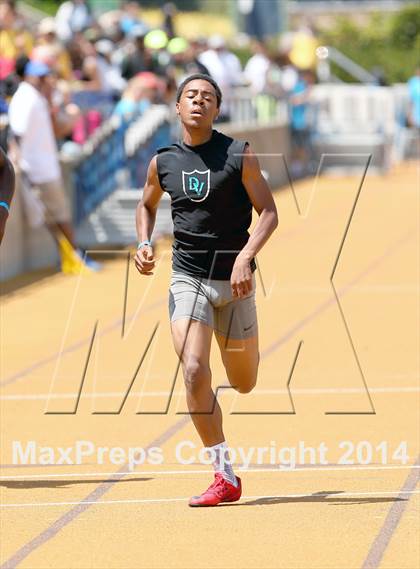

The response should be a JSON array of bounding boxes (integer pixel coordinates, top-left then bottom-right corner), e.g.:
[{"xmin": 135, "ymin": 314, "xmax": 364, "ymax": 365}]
[{"xmin": 8, "ymin": 60, "xmax": 97, "ymax": 272}]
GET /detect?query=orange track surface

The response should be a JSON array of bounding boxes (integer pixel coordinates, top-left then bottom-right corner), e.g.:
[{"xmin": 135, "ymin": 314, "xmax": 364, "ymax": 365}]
[{"xmin": 1, "ymin": 162, "xmax": 419, "ymax": 569}]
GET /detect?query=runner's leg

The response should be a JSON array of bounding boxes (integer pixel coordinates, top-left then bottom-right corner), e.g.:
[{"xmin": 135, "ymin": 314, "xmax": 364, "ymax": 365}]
[
  {"xmin": 170, "ymin": 318, "xmax": 225, "ymax": 447},
  {"xmin": 214, "ymin": 277, "xmax": 260, "ymax": 393},
  {"xmin": 215, "ymin": 333, "xmax": 259, "ymax": 394}
]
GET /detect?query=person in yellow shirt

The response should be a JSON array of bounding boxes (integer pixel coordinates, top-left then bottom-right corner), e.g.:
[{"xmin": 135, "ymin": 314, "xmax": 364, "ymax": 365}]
[
  {"xmin": 288, "ymin": 25, "xmax": 318, "ymax": 71},
  {"xmin": 0, "ymin": 0, "xmax": 33, "ymax": 76},
  {"xmin": 35, "ymin": 18, "xmax": 73, "ymax": 81}
]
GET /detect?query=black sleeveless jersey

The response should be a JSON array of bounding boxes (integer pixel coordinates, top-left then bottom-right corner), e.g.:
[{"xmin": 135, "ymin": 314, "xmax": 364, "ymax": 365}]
[{"xmin": 156, "ymin": 129, "xmax": 256, "ymax": 279}]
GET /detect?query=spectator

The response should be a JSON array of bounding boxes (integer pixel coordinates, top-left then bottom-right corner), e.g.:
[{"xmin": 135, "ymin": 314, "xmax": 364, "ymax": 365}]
[
  {"xmin": 162, "ymin": 2, "xmax": 177, "ymax": 39},
  {"xmin": 119, "ymin": 1, "xmax": 146, "ymax": 36},
  {"xmin": 143, "ymin": 29, "xmax": 170, "ymax": 73},
  {"xmin": 55, "ymin": 0, "xmax": 93, "ymax": 45},
  {"xmin": 95, "ymin": 39, "xmax": 126, "ymax": 95},
  {"xmin": 288, "ymin": 69, "xmax": 315, "ymax": 178},
  {"xmin": 0, "ymin": 0, "xmax": 33, "ymax": 79},
  {"xmin": 288, "ymin": 23, "xmax": 318, "ymax": 71},
  {"xmin": 0, "ymin": 51, "xmax": 26, "ymax": 95},
  {"xmin": 76, "ymin": 37, "xmax": 124, "ymax": 95},
  {"xmin": 199, "ymin": 35, "xmax": 243, "ymax": 121},
  {"xmin": 8, "ymin": 60, "xmax": 98, "ymax": 273},
  {"xmin": 78, "ymin": 38, "xmax": 103, "ymax": 91},
  {"xmin": 265, "ymin": 51, "xmax": 286, "ymax": 98},
  {"xmin": 35, "ymin": 17, "xmax": 73, "ymax": 80},
  {"xmin": 14, "ymin": 53, "xmax": 30, "ymax": 79},
  {"xmin": 190, "ymin": 37, "xmax": 207, "ymax": 58},
  {"xmin": 97, "ymin": 8, "xmax": 123, "ymax": 42},
  {"xmin": 268, "ymin": 52, "xmax": 298, "ymax": 95},
  {"xmin": 120, "ymin": 24, "xmax": 153, "ymax": 81},
  {"xmin": 407, "ymin": 67, "xmax": 420, "ymax": 128},
  {"xmin": 113, "ymin": 73, "xmax": 159, "ymax": 118},
  {"xmin": 199, "ymin": 35, "xmax": 242, "ymax": 88},
  {"xmin": 244, "ymin": 41, "xmax": 271, "ymax": 94},
  {"xmin": 167, "ymin": 37, "xmax": 210, "ymax": 83}
]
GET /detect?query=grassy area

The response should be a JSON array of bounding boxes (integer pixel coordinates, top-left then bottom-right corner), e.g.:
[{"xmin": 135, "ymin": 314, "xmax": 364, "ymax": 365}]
[
  {"xmin": 20, "ymin": 0, "xmax": 58, "ymax": 16},
  {"xmin": 319, "ymin": 5, "xmax": 420, "ymax": 83}
]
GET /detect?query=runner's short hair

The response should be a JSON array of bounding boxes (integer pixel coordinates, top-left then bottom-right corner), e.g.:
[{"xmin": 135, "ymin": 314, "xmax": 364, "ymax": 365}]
[{"xmin": 176, "ymin": 74, "xmax": 222, "ymax": 108}]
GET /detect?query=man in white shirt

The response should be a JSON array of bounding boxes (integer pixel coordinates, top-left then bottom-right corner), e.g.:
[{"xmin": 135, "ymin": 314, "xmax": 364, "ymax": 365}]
[
  {"xmin": 198, "ymin": 35, "xmax": 243, "ymax": 121},
  {"xmin": 8, "ymin": 60, "xmax": 99, "ymax": 272},
  {"xmin": 243, "ymin": 41, "xmax": 271, "ymax": 94},
  {"xmin": 55, "ymin": 0, "xmax": 92, "ymax": 44}
]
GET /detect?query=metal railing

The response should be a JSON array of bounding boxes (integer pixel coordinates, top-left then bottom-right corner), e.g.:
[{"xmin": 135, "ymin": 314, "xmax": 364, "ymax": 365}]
[
  {"xmin": 224, "ymin": 88, "xmax": 288, "ymax": 126},
  {"xmin": 316, "ymin": 46, "xmax": 378, "ymax": 84},
  {"xmin": 68, "ymin": 105, "xmax": 171, "ymax": 224}
]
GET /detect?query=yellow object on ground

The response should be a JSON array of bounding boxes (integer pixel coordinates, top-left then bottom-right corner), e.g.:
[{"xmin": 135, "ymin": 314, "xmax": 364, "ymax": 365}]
[{"xmin": 58, "ymin": 234, "xmax": 86, "ymax": 275}]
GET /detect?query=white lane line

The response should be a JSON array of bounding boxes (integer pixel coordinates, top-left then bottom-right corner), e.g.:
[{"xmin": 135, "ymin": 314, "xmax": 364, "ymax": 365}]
[
  {"xmin": 0, "ymin": 391, "xmax": 170, "ymax": 401},
  {"xmin": 2, "ymin": 490, "xmax": 420, "ymax": 509},
  {"xmin": 1, "ymin": 386, "xmax": 419, "ymax": 401},
  {"xmin": 1, "ymin": 464, "xmax": 419, "ymax": 480}
]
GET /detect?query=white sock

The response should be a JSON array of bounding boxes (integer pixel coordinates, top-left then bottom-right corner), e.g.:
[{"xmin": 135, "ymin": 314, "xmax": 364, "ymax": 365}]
[{"xmin": 207, "ymin": 441, "xmax": 238, "ymax": 487}]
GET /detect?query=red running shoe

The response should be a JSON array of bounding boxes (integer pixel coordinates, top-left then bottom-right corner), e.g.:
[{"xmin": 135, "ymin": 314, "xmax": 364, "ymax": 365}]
[{"xmin": 189, "ymin": 473, "xmax": 242, "ymax": 507}]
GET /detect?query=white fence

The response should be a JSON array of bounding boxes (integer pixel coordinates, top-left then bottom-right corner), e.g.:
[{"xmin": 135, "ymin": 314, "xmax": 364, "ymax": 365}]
[{"xmin": 308, "ymin": 83, "xmax": 417, "ymax": 171}]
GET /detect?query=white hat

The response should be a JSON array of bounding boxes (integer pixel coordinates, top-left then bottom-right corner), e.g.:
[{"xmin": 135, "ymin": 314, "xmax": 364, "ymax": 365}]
[
  {"xmin": 95, "ymin": 39, "xmax": 114, "ymax": 56},
  {"xmin": 208, "ymin": 34, "xmax": 225, "ymax": 50},
  {"xmin": 38, "ymin": 17, "xmax": 56, "ymax": 35}
]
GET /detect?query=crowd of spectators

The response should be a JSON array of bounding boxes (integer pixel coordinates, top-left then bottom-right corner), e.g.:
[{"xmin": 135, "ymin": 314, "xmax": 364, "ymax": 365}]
[
  {"xmin": 0, "ymin": 0, "xmax": 320, "ymax": 155},
  {"xmin": 1, "ymin": 0, "xmax": 418, "ymax": 167}
]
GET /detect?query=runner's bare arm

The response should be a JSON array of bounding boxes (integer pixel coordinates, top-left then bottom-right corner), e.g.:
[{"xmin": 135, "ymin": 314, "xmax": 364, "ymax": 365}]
[
  {"xmin": 0, "ymin": 147, "xmax": 15, "ymax": 245},
  {"xmin": 230, "ymin": 144, "xmax": 278, "ymax": 297},
  {"xmin": 240, "ymin": 144, "xmax": 278, "ymax": 257},
  {"xmin": 134, "ymin": 156, "xmax": 164, "ymax": 275}
]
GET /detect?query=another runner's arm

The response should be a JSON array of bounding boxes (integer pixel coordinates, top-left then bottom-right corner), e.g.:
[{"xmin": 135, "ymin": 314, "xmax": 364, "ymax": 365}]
[
  {"xmin": 0, "ymin": 147, "xmax": 16, "ymax": 245},
  {"xmin": 134, "ymin": 156, "xmax": 164, "ymax": 275},
  {"xmin": 238, "ymin": 144, "xmax": 278, "ymax": 262}
]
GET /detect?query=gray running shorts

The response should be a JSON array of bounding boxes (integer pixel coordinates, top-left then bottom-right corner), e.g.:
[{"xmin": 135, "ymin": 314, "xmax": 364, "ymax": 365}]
[{"xmin": 168, "ymin": 271, "xmax": 258, "ymax": 339}]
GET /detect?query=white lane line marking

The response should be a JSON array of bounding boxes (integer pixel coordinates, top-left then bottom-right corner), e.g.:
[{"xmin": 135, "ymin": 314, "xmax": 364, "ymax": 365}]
[
  {"xmin": 2, "ymin": 490, "xmax": 420, "ymax": 509},
  {"xmin": 1, "ymin": 386, "xmax": 419, "ymax": 401},
  {"xmin": 1, "ymin": 464, "xmax": 419, "ymax": 480}
]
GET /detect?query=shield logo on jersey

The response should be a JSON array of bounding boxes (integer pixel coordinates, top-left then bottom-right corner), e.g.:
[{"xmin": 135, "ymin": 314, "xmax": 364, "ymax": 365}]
[{"xmin": 182, "ymin": 169, "xmax": 210, "ymax": 202}]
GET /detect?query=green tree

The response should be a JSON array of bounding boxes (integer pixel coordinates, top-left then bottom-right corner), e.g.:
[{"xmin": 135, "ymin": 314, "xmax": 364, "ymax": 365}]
[
  {"xmin": 319, "ymin": 4, "xmax": 420, "ymax": 83},
  {"xmin": 389, "ymin": 4, "xmax": 420, "ymax": 49}
]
